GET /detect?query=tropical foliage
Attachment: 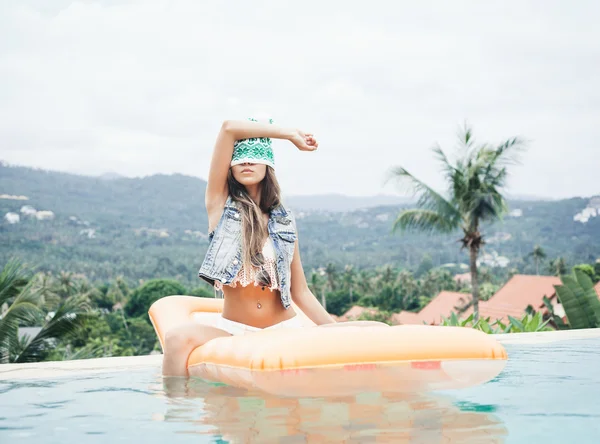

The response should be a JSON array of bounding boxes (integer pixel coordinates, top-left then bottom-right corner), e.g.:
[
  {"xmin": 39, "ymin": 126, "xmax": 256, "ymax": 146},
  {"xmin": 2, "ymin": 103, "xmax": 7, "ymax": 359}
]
[
  {"xmin": 390, "ymin": 124, "xmax": 525, "ymax": 320},
  {"xmin": 439, "ymin": 311, "xmax": 552, "ymax": 334},
  {"xmin": 125, "ymin": 279, "xmax": 188, "ymax": 319},
  {"xmin": 554, "ymin": 269, "xmax": 600, "ymax": 329},
  {"xmin": 307, "ymin": 264, "xmax": 469, "ymax": 316},
  {"xmin": 0, "ymin": 260, "xmax": 93, "ymax": 363}
]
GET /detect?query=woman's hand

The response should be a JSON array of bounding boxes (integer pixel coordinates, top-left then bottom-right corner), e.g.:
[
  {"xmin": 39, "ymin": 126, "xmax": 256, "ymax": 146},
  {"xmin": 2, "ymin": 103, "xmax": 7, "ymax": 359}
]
[{"xmin": 289, "ymin": 129, "xmax": 319, "ymax": 152}]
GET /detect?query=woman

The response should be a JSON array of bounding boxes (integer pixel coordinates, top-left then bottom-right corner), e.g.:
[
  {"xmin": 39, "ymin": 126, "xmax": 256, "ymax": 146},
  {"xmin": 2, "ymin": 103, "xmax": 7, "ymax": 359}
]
[{"xmin": 162, "ymin": 118, "xmax": 380, "ymax": 377}]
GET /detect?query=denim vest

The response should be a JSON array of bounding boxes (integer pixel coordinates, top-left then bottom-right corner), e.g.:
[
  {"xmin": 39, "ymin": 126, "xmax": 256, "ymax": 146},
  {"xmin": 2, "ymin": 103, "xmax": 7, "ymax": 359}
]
[{"xmin": 198, "ymin": 196, "xmax": 297, "ymax": 309}]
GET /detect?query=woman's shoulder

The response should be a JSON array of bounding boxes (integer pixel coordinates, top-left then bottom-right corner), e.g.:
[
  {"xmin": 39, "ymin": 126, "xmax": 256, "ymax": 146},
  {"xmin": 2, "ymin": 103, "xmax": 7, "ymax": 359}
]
[{"xmin": 271, "ymin": 200, "xmax": 297, "ymax": 230}]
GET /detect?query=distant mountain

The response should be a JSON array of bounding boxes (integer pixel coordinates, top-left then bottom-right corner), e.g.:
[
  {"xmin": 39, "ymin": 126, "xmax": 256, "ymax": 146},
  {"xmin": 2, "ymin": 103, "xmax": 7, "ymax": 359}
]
[
  {"xmin": 98, "ymin": 172, "xmax": 125, "ymax": 181},
  {"xmin": 504, "ymin": 193, "xmax": 557, "ymax": 202},
  {"xmin": 285, "ymin": 193, "xmax": 413, "ymax": 212},
  {"xmin": 1, "ymin": 163, "xmax": 599, "ymax": 285}
]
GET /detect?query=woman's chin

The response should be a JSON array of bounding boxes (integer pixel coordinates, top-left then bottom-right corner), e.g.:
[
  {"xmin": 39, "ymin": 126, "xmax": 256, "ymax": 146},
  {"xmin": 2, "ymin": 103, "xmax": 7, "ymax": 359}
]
[{"xmin": 237, "ymin": 177, "xmax": 261, "ymax": 186}]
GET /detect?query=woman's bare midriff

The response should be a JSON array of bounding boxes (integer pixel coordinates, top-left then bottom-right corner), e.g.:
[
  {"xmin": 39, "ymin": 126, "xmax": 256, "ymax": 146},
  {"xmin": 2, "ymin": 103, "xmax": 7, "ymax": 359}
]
[{"xmin": 220, "ymin": 284, "xmax": 297, "ymax": 329}]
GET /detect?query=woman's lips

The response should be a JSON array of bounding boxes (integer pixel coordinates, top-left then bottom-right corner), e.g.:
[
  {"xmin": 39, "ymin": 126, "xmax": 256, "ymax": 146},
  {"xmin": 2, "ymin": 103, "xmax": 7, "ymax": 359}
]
[{"xmin": 241, "ymin": 169, "xmax": 253, "ymax": 173}]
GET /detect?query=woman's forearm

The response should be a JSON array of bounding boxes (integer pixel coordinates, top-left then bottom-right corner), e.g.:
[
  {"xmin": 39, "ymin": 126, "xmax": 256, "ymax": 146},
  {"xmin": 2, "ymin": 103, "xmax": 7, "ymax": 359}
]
[
  {"xmin": 222, "ymin": 119, "xmax": 294, "ymax": 141},
  {"xmin": 295, "ymin": 289, "xmax": 337, "ymax": 325}
]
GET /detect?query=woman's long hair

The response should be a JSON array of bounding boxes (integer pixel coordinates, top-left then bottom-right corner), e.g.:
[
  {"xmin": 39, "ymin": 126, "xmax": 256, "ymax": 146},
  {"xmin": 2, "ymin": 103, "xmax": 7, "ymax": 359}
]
[{"xmin": 227, "ymin": 166, "xmax": 281, "ymax": 286}]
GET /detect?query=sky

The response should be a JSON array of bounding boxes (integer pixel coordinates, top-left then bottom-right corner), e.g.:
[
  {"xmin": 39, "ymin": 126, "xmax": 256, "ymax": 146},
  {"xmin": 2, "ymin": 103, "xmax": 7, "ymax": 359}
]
[{"xmin": 1, "ymin": 0, "xmax": 599, "ymax": 199}]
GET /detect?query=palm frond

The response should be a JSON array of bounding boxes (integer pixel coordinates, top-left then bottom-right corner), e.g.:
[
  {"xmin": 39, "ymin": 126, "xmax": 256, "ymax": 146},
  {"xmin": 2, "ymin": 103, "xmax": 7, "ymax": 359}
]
[
  {"xmin": 0, "ymin": 259, "xmax": 30, "ymax": 307},
  {"xmin": 393, "ymin": 209, "xmax": 457, "ymax": 234},
  {"xmin": 13, "ymin": 294, "xmax": 94, "ymax": 363},
  {"xmin": 387, "ymin": 167, "xmax": 460, "ymax": 222},
  {"xmin": 0, "ymin": 282, "xmax": 43, "ymax": 364},
  {"xmin": 492, "ymin": 137, "xmax": 526, "ymax": 167},
  {"xmin": 468, "ymin": 190, "xmax": 507, "ymax": 225},
  {"xmin": 457, "ymin": 122, "xmax": 476, "ymax": 153},
  {"xmin": 432, "ymin": 144, "xmax": 452, "ymax": 170},
  {"xmin": 54, "ymin": 343, "xmax": 106, "ymax": 361},
  {"xmin": 432, "ymin": 144, "xmax": 461, "ymax": 188}
]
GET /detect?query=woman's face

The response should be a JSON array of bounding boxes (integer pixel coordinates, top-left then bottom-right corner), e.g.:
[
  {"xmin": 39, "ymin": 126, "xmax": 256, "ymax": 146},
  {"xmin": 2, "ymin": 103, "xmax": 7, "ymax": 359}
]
[{"xmin": 231, "ymin": 163, "xmax": 267, "ymax": 186}]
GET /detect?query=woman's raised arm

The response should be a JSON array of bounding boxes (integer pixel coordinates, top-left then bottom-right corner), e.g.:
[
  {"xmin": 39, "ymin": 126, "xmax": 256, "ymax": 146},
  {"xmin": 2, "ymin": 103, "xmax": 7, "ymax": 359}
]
[{"xmin": 205, "ymin": 119, "xmax": 318, "ymax": 212}]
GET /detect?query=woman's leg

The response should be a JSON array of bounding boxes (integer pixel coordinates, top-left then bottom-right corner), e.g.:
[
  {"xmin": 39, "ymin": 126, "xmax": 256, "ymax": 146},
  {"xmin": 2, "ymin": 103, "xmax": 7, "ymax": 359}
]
[{"xmin": 162, "ymin": 323, "xmax": 231, "ymax": 377}]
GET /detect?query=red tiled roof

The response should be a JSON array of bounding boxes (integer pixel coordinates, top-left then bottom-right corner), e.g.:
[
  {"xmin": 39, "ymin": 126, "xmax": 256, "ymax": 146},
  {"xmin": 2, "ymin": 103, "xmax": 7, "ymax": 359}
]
[
  {"xmin": 391, "ymin": 291, "xmax": 472, "ymax": 325},
  {"xmin": 418, "ymin": 291, "xmax": 472, "ymax": 324},
  {"xmin": 390, "ymin": 275, "xmax": 600, "ymax": 326},
  {"xmin": 339, "ymin": 305, "xmax": 378, "ymax": 321},
  {"xmin": 464, "ymin": 275, "xmax": 561, "ymax": 323},
  {"xmin": 391, "ymin": 311, "xmax": 421, "ymax": 325}
]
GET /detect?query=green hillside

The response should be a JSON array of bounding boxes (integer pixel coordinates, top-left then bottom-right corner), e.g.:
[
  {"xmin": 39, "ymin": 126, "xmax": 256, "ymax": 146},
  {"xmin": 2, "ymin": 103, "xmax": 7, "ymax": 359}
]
[{"xmin": 1, "ymin": 163, "xmax": 599, "ymax": 286}]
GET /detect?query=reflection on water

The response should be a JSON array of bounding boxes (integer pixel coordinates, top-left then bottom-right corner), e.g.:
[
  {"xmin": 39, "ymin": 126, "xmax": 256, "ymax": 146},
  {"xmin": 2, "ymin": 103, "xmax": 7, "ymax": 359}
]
[
  {"xmin": 4, "ymin": 340, "xmax": 600, "ymax": 443},
  {"xmin": 159, "ymin": 377, "xmax": 507, "ymax": 443}
]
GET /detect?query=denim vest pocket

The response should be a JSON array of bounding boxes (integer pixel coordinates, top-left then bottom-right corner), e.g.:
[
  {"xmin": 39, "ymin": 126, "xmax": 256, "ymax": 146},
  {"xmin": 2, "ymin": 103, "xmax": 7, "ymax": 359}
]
[
  {"xmin": 222, "ymin": 207, "xmax": 241, "ymax": 234},
  {"xmin": 272, "ymin": 215, "xmax": 297, "ymax": 252}
]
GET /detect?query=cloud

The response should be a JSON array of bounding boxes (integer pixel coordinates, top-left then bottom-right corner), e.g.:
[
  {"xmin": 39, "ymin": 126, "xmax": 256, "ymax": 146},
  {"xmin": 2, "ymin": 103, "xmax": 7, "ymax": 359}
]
[{"xmin": 1, "ymin": 0, "xmax": 599, "ymax": 199}]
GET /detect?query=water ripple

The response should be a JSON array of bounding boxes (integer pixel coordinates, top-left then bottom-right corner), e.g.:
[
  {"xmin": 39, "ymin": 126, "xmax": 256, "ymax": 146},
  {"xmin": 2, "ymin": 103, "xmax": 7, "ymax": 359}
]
[
  {"xmin": 0, "ymin": 380, "xmax": 58, "ymax": 395},
  {"xmin": 31, "ymin": 400, "xmax": 72, "ymax": 409},
  {"xmin": 79, "ymin": 387, "xmax": 153, "ymax": 395},
  {"xmin": 0, "ymin": 426, "xmax": 34, "ymax": 431}
]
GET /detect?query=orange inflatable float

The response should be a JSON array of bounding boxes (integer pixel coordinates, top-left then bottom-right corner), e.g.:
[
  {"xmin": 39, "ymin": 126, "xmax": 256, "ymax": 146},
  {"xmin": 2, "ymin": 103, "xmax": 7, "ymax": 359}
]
[{"xmin": 149, "ymin": 296, "xmax": 507, "ymax": 397}]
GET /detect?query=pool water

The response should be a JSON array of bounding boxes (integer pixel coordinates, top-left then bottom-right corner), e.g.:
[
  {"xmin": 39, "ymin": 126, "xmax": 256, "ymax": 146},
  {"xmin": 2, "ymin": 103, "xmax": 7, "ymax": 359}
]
[{"xmin": 1, "ymin": 338, "xmax": 600, "ymax": 443}]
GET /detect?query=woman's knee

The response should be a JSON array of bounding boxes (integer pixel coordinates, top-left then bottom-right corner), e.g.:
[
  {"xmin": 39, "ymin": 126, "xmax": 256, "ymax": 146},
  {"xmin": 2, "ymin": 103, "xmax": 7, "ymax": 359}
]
[
  {"xmin": 165, "ymin": 327, "xmax": 198, "ymax": 353},
  {"xmin": 164, "ymin": 325, "xmax": 230, "ymax": 353}
]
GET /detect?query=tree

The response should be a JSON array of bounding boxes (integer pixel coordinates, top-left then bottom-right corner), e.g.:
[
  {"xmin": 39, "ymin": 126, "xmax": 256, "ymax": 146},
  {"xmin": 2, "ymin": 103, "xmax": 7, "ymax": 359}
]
[
  {"xmin": 549, "ymin": 257, "xmax": 568, "ymax": 276},
  {"xmin": 527, "ymin": 245, "xmax": 546, "ymax": 275},
  {"xmin": 342, "ymin": 265, "xmax": 356, "ymax": 304},
  {"xmin": 12, "ymin": 294, "xmax": 93, "ymax": 363},
  {"xmin": 356, "ymin": 270, "xmax": 374, "ymax": 297},
  {"xmin": 189, "ymin": 286, "xmax": 216, "ymax": 298},
  {"xmin": 415, "ymin": 254, "xmax": 434, "ymax": 277},
  {"xmin": 390, "ymin": 123, "xmax": 525, "ymax": 320},
  {"xmin": 0, "ymin": 260, "xmax": 93, "ymax": 363},
  {"xmin": 0, "ymin": 259, "xmax": 35, "ymax": 363},
  {"xmin": 125, "ymin": 279, "xmax": 187, "ymax": 319},
  {"xmin": 376, "ymin": 265, "xmax": 397, "ymax": 290},
  {"xmin": 324, "ymin": 263, "xmax": 337, "ymax": 292},
  {"xmin": 326, "ymin": 289, "xmax": 356, "ymax": 316},
  {"xmin": 309, "ymin": 271, "xmax": 327, "ymax": 309}
]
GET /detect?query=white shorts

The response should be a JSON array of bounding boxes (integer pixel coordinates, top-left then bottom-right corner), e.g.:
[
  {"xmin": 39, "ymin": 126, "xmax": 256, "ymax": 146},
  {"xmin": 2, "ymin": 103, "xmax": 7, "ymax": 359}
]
[{"xmin": 216, "ymin": 315, "xmax": 304, "ymax": 336}]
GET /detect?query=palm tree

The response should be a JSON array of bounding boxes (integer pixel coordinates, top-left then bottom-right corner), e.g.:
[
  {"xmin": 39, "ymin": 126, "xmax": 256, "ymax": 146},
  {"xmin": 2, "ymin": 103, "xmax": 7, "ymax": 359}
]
[
  {"xmin": 381, "ymin": 265, "xmax": 397, "ymax": 285},
  {"xmin": 389, "ymin": 124, "xmax": 525, "ymax": 320},
  {"xmin": 0, "ymin": 260, "xmax": 94, "ymax": 363},
  {"xmin": 12, "ymin": 293, "xmax": 92, "ymax": 363},
  {"xmin": 527, "ymin": 245, "xmax": 546, "ymax": 275},
  {"xmin": 324, "ymin": 263, "xmax": 337, "ymax": 292},
  {"xmin": 342, "ymin": 265, "xmax": 356, "ymax": 304},
  {"xmin": 0, "ymin": 260, "xmax": 37, "ymax": 363},
  {"xmin": 356, "ymin": 270, "xmax": 373, "ymax": 297},
  {"xmin": 57, "ymin": 271, "xmax": 76, "ymax": 300},
  {"xmin": 309, "ymin": 270, "xmax": 327, "ymax": 309},
  {"xmin": 34, "ymin": 272, "xmax": 61, "ymax": 311},
  {"xmin": 549, "ymin": 257, "xmax": 568, "ymax": 277}
]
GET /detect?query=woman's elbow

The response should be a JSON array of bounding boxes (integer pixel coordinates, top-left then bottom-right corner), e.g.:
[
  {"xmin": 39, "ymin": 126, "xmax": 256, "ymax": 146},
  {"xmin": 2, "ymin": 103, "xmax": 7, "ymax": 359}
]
[{"xmin": 221, "ymin": 120, "xmax": 234, "ymax": 133}]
